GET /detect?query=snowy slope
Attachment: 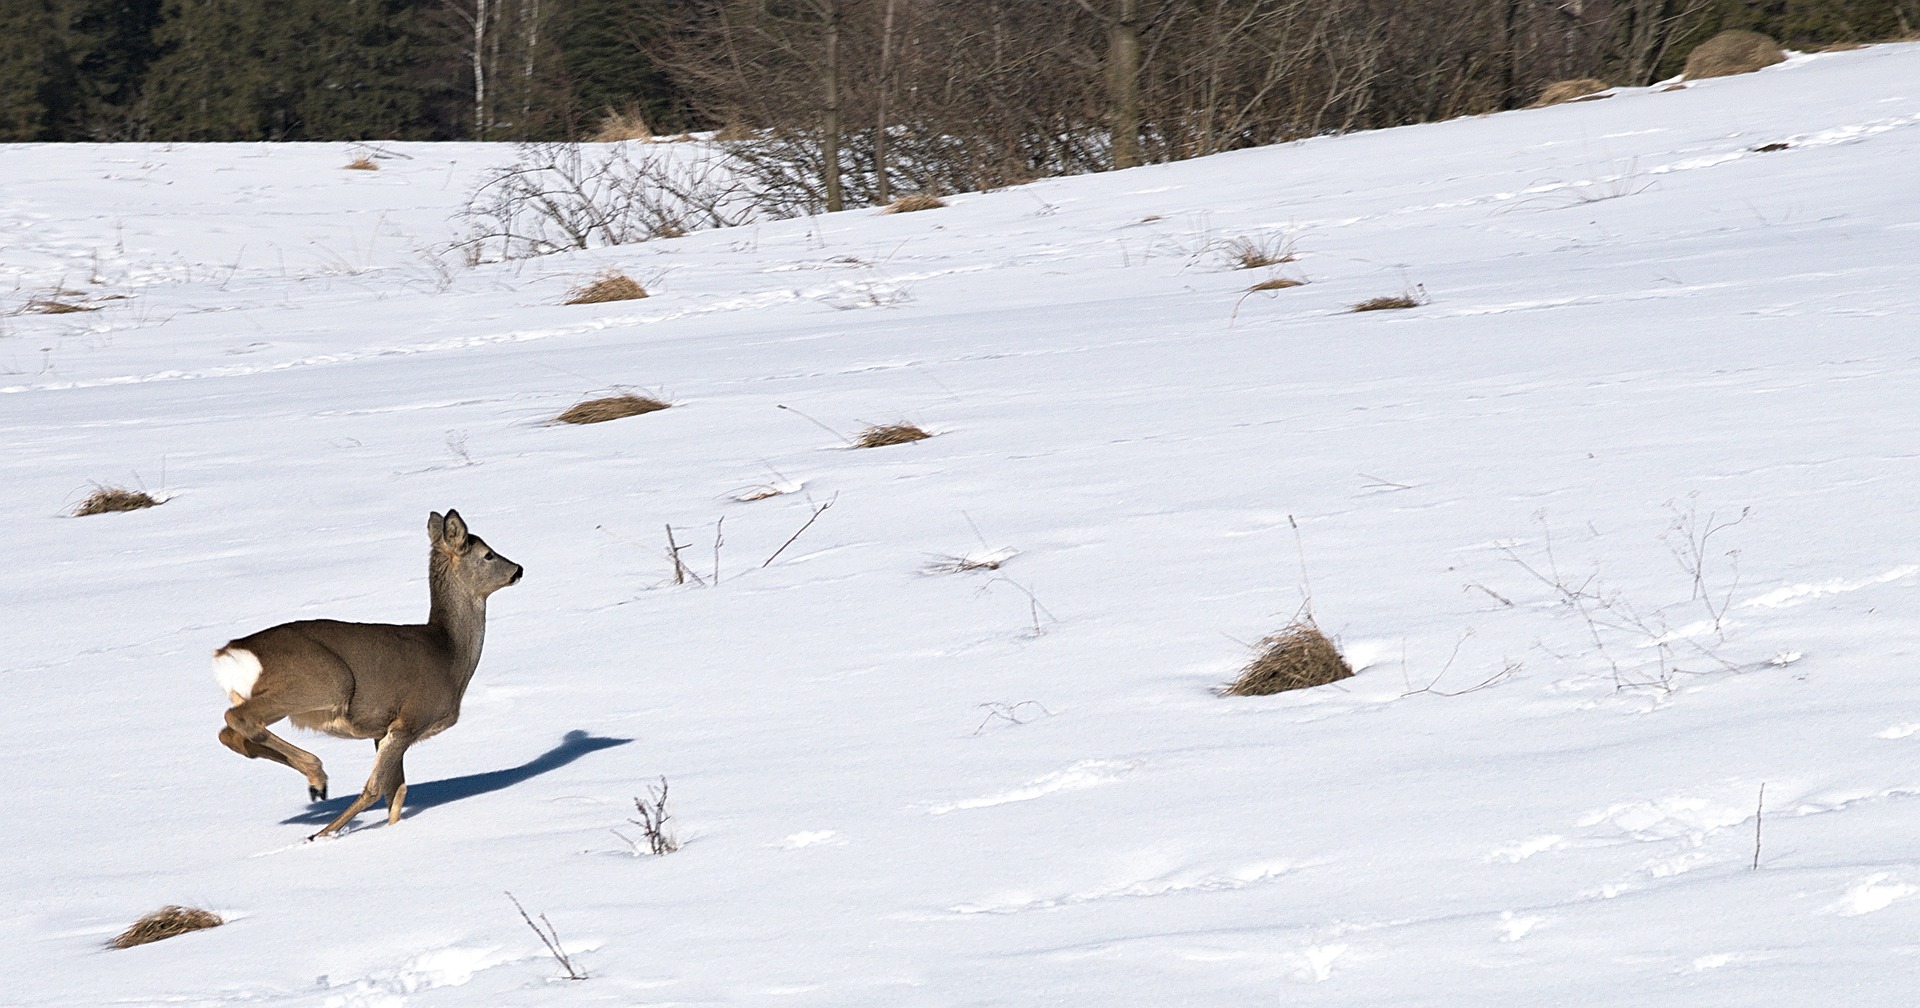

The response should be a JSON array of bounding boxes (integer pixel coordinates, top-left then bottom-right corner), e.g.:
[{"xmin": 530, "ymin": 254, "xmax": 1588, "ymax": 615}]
[{"xmin": 3, "ymin": 43, "xmax": 1920, "ymax": 1006}]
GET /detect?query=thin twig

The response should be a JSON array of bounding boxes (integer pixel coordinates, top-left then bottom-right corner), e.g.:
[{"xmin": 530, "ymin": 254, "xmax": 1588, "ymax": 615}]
[
  {"xmin": 506, "ymin": 892, "xmax": 586, "ymax": 980},
  {"xmin": 1752, "ymin": 783, "xmax": 1765, "ymax": 871},
  {"xmin": 763, "ymin": 493, "xmax": 838, "ymax": 568},
  {"xmin": 776, "ymin": 404, "xmax": 855, "ymax": 446}
]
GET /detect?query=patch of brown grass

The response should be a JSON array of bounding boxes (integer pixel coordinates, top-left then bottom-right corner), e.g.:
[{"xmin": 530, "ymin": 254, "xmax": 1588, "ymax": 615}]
[
  {"xmin": 1683, "ymin": 30, "xmax": 1785, "ymax": 80},
  {"xmin": 1531, "ymin": 78, "xmax": 1611, "ymax": 107},
  {"xmin": 589, "ymin": 108, "xmax": 654, "ymax": 143},
  {"xmin": 565, "ymin": 271, "xmax": 648, "ymax": 305},
  {"xmin": 74, "ymin": 486, "xmax": 161, "ymax": 516},
  {"xmin": 1247, "ymin": 276, "xmax": 1306, "ymax": 292},
  {"xmin": 344, "ymin": 156, "xmax": 379, "ymax": 171},
  {"xmin": 883, "ymin": 194, "xmax": 946, "ymax": 214},
  {"xmin": 712, "ymin": 123, "xmax": 754, "ymax": 142},
  {"xmin": 855, "ymin": 422, "xmax": 932, "ymax": 448},
  {"xmin": 111, "ymin": 906, "xmax": 223, "ymax": 948},
  {"xmin": 1222, "ymin": 234, "xmax": 1297, "ymax": 269},
  {"xmin": 1220, "ymin": 621, "xmax": 1354, "ymax": 696},
  {"xmin": 1350, "ymin": 291, "xmax": 1426, "ymax": 312},
  {"xmin": 1752, "ymin": 142, "xmax": 1791, "ymax": 153},
  {"xmin": 554, "ymin": 394, "xmax": 670, "ymax": 425},
  {"xmin": 1660, "ymin": 83, "xmax": 1690, "ymax": 92},
  {"xmin": 28, "ymin": 299, "xmax": 96, "ymax": 314}
]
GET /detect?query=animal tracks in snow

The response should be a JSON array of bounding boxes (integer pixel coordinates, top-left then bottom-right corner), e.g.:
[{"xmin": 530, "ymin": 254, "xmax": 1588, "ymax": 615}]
[{"xmin": 924, "ymin": 759, "xmax": 1142, "ymax": 815}]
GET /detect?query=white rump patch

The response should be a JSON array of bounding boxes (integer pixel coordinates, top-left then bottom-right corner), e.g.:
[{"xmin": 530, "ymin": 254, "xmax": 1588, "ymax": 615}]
[{"xmin": 213, "ymin": 647, "xmax": 262, "ymax": 702}]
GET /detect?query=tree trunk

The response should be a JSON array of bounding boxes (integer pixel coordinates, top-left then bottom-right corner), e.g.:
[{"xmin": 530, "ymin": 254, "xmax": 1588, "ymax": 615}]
[
  {"xmin": 473, "ymin": 0, "xmax": 489, "ymax": 139},
  {"xmin": 822, "ymin": 0, "xmax": 843, "ymax": 212},
  {"xmin": 1108, "ymin": 0, "xmax": 1142, "ymax": 169},
  {"xmin": 874, "ymin": 0, "xmax": 897, "ymax": 204}
]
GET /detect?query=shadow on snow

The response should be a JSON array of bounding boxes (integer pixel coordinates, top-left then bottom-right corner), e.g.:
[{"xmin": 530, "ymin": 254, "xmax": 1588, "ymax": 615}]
[{"xmin": 282, "ymin": 729, "xmax": 632, "ymax": 825}]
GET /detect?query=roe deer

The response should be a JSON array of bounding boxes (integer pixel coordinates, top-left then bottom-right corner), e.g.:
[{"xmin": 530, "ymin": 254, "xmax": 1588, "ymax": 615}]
[{"xmin": 214, "ymin": 510, "xmax": 523, "ymax": 839}]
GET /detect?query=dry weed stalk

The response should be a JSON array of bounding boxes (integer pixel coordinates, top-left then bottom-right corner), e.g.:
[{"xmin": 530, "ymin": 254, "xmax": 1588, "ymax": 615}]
[
  {"xmin": 506, "ymin": 893, "xmax": 587, "ymax": 980},
  {"xmin": 884, "ymin": 194, "xmax": 947, "ymax": 213},
  {"xmin": 763, "ymin": 493, "xmax": 838, "ymax": 568},
  {"xmin": 74, "ymin": 485, "xmax": 161, "ymax": 516},
  {"xmin": 554, "ymin": 393, "xmax": 670, "ymax": 425},
  {"xmin": 614, "ymin": 776, "xmax": 681, "ymax": 856},
  {"xmin": 1222, "ymin": 234, "xmax": 1298, "ymax": 269},
  {"xmin": 111, "ymin": 906, "xmax": 223, "ymax": 948},
  {"xmin": 856, "ymin": 422, "xmax": 932, "ymax": 448},
  {"xmin": 1221, "ymin": 620, "xmax": 1354, "ymax": 695},
  {"xmin": 565, "ymin": 271, "xmax": 649, "ymax": 304}
]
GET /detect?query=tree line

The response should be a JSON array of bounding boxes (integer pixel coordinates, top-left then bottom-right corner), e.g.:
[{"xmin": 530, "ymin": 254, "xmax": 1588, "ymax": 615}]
[{"xmin": 4, "ymin": 1, "xmax": 1913, "ymax": 186}]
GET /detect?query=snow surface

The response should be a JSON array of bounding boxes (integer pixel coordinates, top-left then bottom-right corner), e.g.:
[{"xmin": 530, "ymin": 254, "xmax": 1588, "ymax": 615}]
[{"xmin": 4, "ymin": 44, "xmax": 1920, "ymax": 1006}]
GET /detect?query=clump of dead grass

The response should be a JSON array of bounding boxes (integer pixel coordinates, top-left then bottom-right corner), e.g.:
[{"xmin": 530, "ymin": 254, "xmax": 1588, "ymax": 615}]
[
  {"xmin": 883, "ymin": 194, "xmax": 946, "ymax": 214},
  {"xmin": 590, "ymin": 108, "xmax": 655, "ymax": 143},
  {"xmin": 855, "ymin": 422, "xmax": 932, "ymax": 448},
  {"xmin": 344, "ymin": 156, "xmax": 379, "ymax": 171},
  {"xmin": 1220, "ymin": 620, "xmax": 1354, "ymax": 696},
  {"xmin": 566, "ymin": 270, "xmax": 649, "ymax": 305},
  {"xmin": 1531, "ymin": 78, "xmax": 1611, "ymax": 107},
  {"xmin": 1683, "ymin": 30, "xmax": 1785, "ymax": 79},
  {"xmin": 27, "ymin": 298, "xmax": 96, "ymax": 314},
  {"xmin": 1221, "ymin": 234, "xmax": 1298, "ymax": 270},
  {"xmin": 554, "ymin": 393, "xmax": 671, "ymax": 425},
  {"xmin": 1248, "ymin": 276, "xmax": 1306, "ymax": 292},
  {"xmin": 74, "ymin": 485, "xmax": 162, "ymax": 516},
  {"xmin": 110, "ymin": 906, "xmax": 224, "ymax": 949},
  {"xmin": 1350, "ymin": 290, "xmax": 1427, "ymax": 312}
]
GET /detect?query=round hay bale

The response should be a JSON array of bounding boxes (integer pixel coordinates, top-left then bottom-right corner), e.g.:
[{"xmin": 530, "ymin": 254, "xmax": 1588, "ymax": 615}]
[
  {"xmin": 1683, "ymin": 30, "xmax": 1785, "ymax": 80},
  {"xmin": 1531, "ymin": 78, "xmax": 1611, "ymax": 107}
]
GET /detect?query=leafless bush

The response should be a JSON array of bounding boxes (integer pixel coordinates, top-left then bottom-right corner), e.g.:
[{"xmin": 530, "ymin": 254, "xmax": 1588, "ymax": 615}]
[
  {"xmin": 457, "ymin": 142, "xmax": 764, "ymax": 262},
  {"xmin": 614, "ymin": 777, "xmax": 680, "ymax": 856}
]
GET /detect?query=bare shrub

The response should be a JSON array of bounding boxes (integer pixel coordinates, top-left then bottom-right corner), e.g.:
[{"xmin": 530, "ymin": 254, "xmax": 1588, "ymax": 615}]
[
  {"xmin": 565, "ymin": 271, "xmax": 648, "ymax": 304},
  {"xmin": 554, "ymin": 394, "xmax": 670, "ymax": 424},
  {"xmin": 883, "ymin": 193, "xmax": 946, "ymax": 213},
  {"xmin": 344, "ymin": 156, "xmax": 379, "ymax": 171},
  {"xmin": 613, "ymin": 777, "xmax": 680, "ymax": 856},
  {"xmin": 1683, "ymin": 30, "xmax": 1786, "ymax": 80},
  {"xmin": 1531, "ymin": 78, "xmax": 1611, "ymax": 107},
  {"xmin": 856, "ymin": 422, "xmax": 932, "ymax": 447},
  {"xmin": 74, "ymin": 486, "xmax": 161, "ymax": 516},
  {"xmin": 1221, "ymin": 621, "xmax": 1354, "ymax": 696},
  {"xmin": 589, "ymin": 108, "xmax": 655, "ymax": 143},
  {"xmin": 1351, "ymin": 291, "xmax": 1426, "ymax": 312},
  {"xmin": 111, "ymin": 906, "xmax": 223, "ymax": 949},
  {"xmin": 458, "ymin": 142, "xmax": 763, "ymax": 262}
]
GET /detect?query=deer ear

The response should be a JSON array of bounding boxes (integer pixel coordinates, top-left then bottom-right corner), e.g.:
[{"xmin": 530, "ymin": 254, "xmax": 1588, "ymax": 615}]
[
  {"xmin": 428, "ymin": 511, "xmax": 446, "ymax": 543},
  {"xmin": 441, "ymin": 510, "xmax": 470, "ymax": 547}
]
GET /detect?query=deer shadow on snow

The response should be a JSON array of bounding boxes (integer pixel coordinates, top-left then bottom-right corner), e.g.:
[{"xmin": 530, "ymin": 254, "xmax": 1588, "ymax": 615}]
[{"xmin": 282, "ymin": 729, "xmax": 631, "ymax": 826}]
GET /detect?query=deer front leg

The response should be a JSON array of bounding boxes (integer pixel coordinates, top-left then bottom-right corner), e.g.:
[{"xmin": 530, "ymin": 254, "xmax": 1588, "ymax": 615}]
[{"xmin": 310, "ymin": 726, "xmax": 415, "ymax": 840}]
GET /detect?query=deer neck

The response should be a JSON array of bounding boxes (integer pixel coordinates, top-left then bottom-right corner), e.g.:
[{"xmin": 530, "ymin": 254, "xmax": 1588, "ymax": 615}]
[{"xmin": 427, "ymin": 568, "xmax": 488, "ymax": 688}]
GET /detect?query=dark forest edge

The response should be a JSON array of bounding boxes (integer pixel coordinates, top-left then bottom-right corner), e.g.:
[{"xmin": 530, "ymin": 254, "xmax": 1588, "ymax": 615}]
[{"xmin": 5, "ymin": 1, "xmax": 1915, "ymax": 199}]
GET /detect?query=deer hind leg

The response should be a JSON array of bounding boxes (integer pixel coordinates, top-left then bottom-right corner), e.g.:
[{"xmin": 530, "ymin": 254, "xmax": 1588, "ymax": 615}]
[
  {"xmin": 311, "ymin": 726, "xmax": 415, "ymax": 840},
  {"xmin": 223, "ymin": 699, "xmax": 330, "ymax": 801}
]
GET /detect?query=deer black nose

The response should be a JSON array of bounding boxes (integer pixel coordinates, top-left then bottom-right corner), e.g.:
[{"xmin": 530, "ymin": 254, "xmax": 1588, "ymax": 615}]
[{"xmin": 509, "ymin": 566, "xmax": 524, "ymax": 585}]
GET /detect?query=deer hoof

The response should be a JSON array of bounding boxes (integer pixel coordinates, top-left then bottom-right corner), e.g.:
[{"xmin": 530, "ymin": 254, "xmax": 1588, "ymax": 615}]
[{"xmin": 310, "ymin": 784, "xmax": 327, "ymax": 801}]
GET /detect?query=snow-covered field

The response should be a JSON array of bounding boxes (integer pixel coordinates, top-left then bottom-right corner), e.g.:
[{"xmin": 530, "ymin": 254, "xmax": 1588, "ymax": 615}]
[{"xmin": 4, "ymin": 43, "xmax": 1919, "ymax": 1006}]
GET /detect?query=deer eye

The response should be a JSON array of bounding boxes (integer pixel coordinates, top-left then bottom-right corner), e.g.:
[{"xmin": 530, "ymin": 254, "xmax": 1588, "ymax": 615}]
[{"xmin": 483, "ymin": 551, "xmax": 496, "ymax": 561}]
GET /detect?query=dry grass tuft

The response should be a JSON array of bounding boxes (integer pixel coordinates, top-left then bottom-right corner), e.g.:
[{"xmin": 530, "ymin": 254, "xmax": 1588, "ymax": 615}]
[
  {"xmin": 1247, "ymin": 276, "xmax": 1306, "ymax": 292},
  {"xmin": 1220, "ymin": 621, "xmax": 1354, "ymax": 696},
  {"xmin": 111, "ymin": 906, "xmax": 223, "ymax": 948},
  {"xmin": 74, "ymin": 486, "xmax": 162, "ymax": 516},
  {"xmin": 28, "ymin": 298, "xmax": 96, "ymax": 314},
  {"xmin": 1350, "ymin": 291, "xmax": 1426, "ymax": 312},
  {"xmin": 1531, "ymin": 78, "xmax": 1611, "ymax": 107},
  {"xmin": 590, "ymin": 107, "xmax": 655, "ymax": 142},
  {"xmin": 565, "ymin": 271, "xmax": 649, "ymax": 305},
  {"xmin": 1683, "ymin": 29, "xmax": 1785, "ymax": 79},
  {"xmin": 884, "ymin": 194, "xmax": 947, "ymax": 214},
  {"xmin": 1752, "ymin": 141, "xmax": 1791, "ymax": 152},
  {"xmin": 554, "ymin": 393, "xmax": 671, "ymax": 425},
  {"xmin": 1222, "ymin": 234, "xmax": 1297, "ymax": 269},
  {"xmin": 343, "ymin": 156, "xmax": 379, "ymax": 171},
  {"xmin": 855, "ymin": 422, "xmax": 932, "ymax": 448},
  {"xmin": 1660, "ymin": 83, "xmax": 1690, "ymax": 92}
]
